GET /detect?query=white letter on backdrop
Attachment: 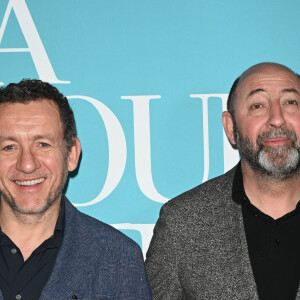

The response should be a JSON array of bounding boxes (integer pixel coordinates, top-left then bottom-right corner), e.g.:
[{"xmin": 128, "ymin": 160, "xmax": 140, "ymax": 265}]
[
  {"xmin": 121, "ymin": 95, "xmax": 169, "ymax": 203},
  {"xmin": 68, "ymin": 95, "xmax": 127, "ymax": 206},
  {"xmin": 0, "ymin": 0, "xmax": 69, "ymax": 85},
  {"xmin": 219, "ymin": 94, "xmax": 240, "ymax": 172},
  {"xmin": 190, "ymin": 94, "xmax": 239, "ymax": 180}
]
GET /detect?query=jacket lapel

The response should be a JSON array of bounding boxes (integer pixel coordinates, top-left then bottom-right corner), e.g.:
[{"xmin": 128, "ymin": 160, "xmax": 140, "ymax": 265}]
[
  {"xmin": 202, "ymin": 198, "xmax": 259, "ymax": 299},
  {"xmin": 40, "ymin": 199, "xmax": 102, "ymax": 299},
  {"xmin": 226, "ymin": 204, "xmax": 259, "ymax": 299},
  {"xmin": 296, "ymin": 284, "xmax": 300, "ymax": 299}
]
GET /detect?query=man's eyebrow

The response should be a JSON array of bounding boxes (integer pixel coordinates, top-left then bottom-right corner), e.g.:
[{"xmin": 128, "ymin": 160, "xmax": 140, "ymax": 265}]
[
  {"xmin": 34, "ymin": 134, "xmax": 56, "ymax": 141},
  {"xmin": 0, "ymin": 136, "xmax": 17, "ymax": 143},
  {"xmin": 280, "ymin": 88, "xmax": 300, "ymax": 94},
  {"xmin": 247, "ymin": 88, "xmax": 265, "ymax": 98},
  {"xmin": 0, "ymin": 135, "xmax": 57, "ymax": 143},
  {"xmin": 247, "ymin": 88, "xmax": 300, "ymax": 99}
]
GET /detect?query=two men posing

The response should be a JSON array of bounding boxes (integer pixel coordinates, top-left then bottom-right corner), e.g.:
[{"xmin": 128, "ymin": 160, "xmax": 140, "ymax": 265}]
[{"xmin": 0, "ymin": 62, "xmax": 299, "ymax": 299}]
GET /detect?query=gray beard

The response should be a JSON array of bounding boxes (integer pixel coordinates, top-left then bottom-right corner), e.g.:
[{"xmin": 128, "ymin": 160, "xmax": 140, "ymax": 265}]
[{"xmin": 234, "ymin": 125, "xmax": 300, "ymax": 180}]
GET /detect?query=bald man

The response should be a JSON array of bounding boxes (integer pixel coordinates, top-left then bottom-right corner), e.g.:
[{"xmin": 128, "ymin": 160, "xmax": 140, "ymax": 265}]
[{"xmin": 146, "ymin": 63, "xmax": 300, "ymax": 300}]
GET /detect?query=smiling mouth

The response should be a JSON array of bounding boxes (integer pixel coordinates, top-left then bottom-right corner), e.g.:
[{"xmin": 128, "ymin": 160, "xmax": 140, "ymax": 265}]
[{"xmin": 15, "ymin": 178, "xmax": 45, "ymax": 186}]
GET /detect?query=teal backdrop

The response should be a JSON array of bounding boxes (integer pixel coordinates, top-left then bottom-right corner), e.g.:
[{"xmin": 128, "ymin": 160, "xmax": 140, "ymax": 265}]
[{"xmin": 0, "ymin": 0, "xmax": 300, "ymax": 257}]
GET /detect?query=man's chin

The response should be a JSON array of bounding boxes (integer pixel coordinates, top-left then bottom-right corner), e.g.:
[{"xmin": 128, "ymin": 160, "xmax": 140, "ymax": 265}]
[
  {"xmin": 0, "ymin": 194, "xmax": 53, "ymax": 215},
  {"xmin": 256, "ymin": 149, "xmax": 300, "ymax": 179},
  {"xmin": 10, "ymin": 202, "xmax": 51, "ymax": 215}
]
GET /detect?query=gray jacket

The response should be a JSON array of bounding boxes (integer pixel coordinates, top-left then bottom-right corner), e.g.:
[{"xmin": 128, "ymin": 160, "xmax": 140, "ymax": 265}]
[{"xmin": 145, "ymin": 166, "xmax": 300, "ymax": 299}]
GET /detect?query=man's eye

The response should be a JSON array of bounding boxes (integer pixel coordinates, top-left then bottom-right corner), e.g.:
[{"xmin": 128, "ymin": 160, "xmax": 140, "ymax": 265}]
[
  {"xmin": 39, "ymin": 142, "xmax": 50, "ymax": 148},
  {"xmin": 3, "ymin": 145, "xmax": 14, "ymax": 151},
  {"xmin": 252, "ymin": 103, "xmax": 262, "ymax": 109},
  {"xmin": 287, "ymin": 100, "xmax": 297, "ymax": 105}
]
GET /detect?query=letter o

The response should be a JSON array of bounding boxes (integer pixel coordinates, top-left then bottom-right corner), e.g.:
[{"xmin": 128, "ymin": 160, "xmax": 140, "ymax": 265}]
[{"xmin": 68, "ymin": 95, "xmax": 127, "ymax": 206}]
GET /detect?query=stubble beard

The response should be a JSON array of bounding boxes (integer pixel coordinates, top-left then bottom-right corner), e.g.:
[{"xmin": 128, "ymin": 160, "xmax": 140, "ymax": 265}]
[
  {"xmin": 233, "ymin": 122, "xmax": 300, "ymax": 180},
  {"xmin": 0, "ymin": 161, "xmax": 68, "ymax": 216}
]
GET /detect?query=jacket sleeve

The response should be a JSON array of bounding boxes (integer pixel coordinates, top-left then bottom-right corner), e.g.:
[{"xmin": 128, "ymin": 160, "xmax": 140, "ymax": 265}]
[{"xmin": 145, "ymin": 204, "xmax": 184, "ymax": 300}]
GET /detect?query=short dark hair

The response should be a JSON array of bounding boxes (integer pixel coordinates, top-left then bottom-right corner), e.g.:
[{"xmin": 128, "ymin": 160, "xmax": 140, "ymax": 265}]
[
  {"xmin": 0, "ymin": 79, "xmax": 77, "ymax": 152},
  {"xmin": 227, "ymin": 76, "xmax": 240, "ymax": 117}
]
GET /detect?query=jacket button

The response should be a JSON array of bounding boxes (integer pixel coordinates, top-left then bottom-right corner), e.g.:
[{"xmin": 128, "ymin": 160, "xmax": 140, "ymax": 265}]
[{"xmin": 72, "ymin": 295, "xmax": 78, "ymax": 299}]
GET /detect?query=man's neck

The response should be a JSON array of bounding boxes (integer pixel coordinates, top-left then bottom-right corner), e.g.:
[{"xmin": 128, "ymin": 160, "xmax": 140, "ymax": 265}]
[
  {"xmin": 0, "ymin": 199, "xmax": 61, "ymax": 261},
  {"xmin": 241, "ymin": 161, "xmax": 300, "ymax": 219}
]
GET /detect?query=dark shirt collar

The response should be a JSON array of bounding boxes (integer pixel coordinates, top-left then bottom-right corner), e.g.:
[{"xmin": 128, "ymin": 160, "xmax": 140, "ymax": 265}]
[
  {"xmin": 232, "ymin": 161, "xmax": 244, "ymax": 205},
  {"xmin": 0, "ymin": 196, "xmax": 65, "ymax": 246},
  {"xmin": 55, "ymin": 196, "xmax": 65, "ymax": 233},
  {"xmin": 49, "ymin": 195, "xmax": 65, "ymax": 247},
  {"xmin": 231, "ymin": 161, "xmax": 300, "ymax": 219},
  {"xmin": 0, "ymin": 197, "xmax": 66, "ymax": 300}
]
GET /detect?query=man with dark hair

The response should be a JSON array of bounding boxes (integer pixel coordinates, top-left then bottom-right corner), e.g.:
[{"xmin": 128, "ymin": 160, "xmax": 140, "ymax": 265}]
[
  {"xmin": 146, "ymin": 62, "xmax": 300, "ymax": 299},
  {"xmin": 0, "ymin": 79, "xmax": 152, "ymax": 300}
]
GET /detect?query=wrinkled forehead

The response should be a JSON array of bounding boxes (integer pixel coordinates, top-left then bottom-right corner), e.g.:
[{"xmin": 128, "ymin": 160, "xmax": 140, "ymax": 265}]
[
  {"xmin": 0, "ymin": 100, "xmax": 63, "ymax": 128},
  {"xmin": 236, "ymin": 64, "xmax": 300, "ymax": 95}
]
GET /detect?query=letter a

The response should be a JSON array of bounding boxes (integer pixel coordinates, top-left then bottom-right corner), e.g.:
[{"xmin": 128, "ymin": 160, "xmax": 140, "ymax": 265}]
[{"xmin": 0, "ymin": 0, "xmax": 69, "ymax": 85}]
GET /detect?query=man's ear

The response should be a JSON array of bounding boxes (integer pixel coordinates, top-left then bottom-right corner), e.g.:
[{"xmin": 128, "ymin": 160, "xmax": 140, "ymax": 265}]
[
  {"xmin": 222, "ymin": 111, "xmax": 237, "ymax": 146},
  {"xmin": 67, "ymin": 138, "xmax": 81, "ymax": 172}
]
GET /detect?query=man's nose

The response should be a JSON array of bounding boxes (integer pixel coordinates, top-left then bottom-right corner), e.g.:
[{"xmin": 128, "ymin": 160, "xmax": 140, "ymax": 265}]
[
  {"xmin": 266, "ymin": 102, "xmax": 286, "ymax": 128},
  {"xmin": 16, "ymin": 148, "xmax": 41, "ymax": 173}
]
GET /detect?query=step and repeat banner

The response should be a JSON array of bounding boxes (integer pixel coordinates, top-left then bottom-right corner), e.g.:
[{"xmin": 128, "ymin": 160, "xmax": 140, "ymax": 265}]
[{"xmin": 1, "ymin": 0, "xmax": 300, "ymax": 257}]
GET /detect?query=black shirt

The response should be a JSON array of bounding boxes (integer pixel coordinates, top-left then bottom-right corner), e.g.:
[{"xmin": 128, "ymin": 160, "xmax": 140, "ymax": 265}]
[
  {"xmin": 232, "ymin": 164, "xmax": 300, "ymax": 300},
  {"xmin": 0, "ymin": 198, "xmax": 65, "ymax": 300}
]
